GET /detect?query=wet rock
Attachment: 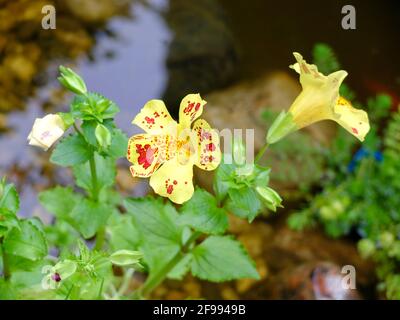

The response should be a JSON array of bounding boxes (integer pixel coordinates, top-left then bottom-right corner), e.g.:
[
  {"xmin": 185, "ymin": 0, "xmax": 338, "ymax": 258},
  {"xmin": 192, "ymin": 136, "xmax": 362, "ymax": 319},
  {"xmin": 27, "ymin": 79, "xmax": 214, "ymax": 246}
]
[{"xmin": 162, "ymin": 0, "xmax": 238, "ymax": 111}]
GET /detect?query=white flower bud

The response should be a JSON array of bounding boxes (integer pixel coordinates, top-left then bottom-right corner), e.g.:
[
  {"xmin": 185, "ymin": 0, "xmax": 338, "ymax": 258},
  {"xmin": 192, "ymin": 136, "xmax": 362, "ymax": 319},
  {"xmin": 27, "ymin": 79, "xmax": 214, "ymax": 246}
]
[{"xmin": 27, "ymin": 114, "xmax": 66, "ymax": 151}]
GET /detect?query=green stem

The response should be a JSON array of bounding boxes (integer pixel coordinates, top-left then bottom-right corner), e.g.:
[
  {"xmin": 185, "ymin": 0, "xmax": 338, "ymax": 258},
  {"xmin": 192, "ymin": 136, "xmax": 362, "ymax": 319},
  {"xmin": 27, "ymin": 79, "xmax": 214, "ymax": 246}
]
[
  {"xmin": 1, "ymin": 240, "xmax": 10, "ymax": 281},
  {"xmin": 89, "ymin": 155, "xmax": 99, "ymax": 201},
  {"xmin": 254, "ymin": 142, "xmax": 269, "ymax": 164},
  {"xmin": 94, "ymin": 227, "xmax": 105, "ymax": 251},
  {"xmin": 74, "ymin": 124, "xmax": 104, "ymax": 249},
  {"xmin": 139, "ymin": 231, "xmax": 201, "ymax": 298}
]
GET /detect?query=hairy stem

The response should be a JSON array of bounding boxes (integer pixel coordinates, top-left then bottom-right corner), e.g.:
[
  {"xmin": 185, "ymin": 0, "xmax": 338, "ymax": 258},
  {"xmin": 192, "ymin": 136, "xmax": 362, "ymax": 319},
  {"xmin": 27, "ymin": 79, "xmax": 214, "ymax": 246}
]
[
  {"xmin": 1, "ymin": 240, "xmax": 10, "ymax": 281},
  {"xmin": 254, "ymin": 142, "xmax": 269, "ymax": 164},
  {"xmin": 94, "ymin": 227, "xmax": 105, "ymax": 251},
  {"xmin": 89, "ymin": 155, "xmax": 99, "ymax": 201},
  {"xmin": 139, "ymin": 231, "xmax": 201, "ymax": 298}
]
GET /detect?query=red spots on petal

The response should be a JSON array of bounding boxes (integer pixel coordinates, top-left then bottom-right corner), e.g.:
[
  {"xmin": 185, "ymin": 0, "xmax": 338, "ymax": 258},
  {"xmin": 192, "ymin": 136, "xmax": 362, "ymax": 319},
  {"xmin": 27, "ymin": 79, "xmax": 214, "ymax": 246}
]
[
  {"xmin": 195, "ymin": 102, "xmax": 201, "ymax": 111},
  {"xmin": 352, "ymin": 127, "xmax": 359, "ymax": 134},
  {"xmin": 173, "ymin": 180, "xmax": 178, "ymax": 185},
  {"xmin": 154, "ymin": 112, "xmax": 160, "ymax": 118},
  {"xmin": 184, "ymin": 102, "xmax": 195, "ymax": 115},
  {"xmin": 206, "ymin": 143, "xmax": 216, "ymax": 151},
  {"xmin": 207, "ymin": 155, "xmax": 214, "ymax": 163},
  {"xmin": 136, "ymin": 144, "xmax": 157, "ymax": 169},
  {"xmin": 145, "ymin": 116, "xmax": 155, "ymax": 124},
  {"xmin": 200, "ymin": 130, "xmax": 211, "ymax": 141},
  {"xmin": 184, "ymin": 181, "xmax": 188, "ymax": 185},
  {"xmin": 167, "ymin": 185, "xmax": 174, "ymax": 194}
]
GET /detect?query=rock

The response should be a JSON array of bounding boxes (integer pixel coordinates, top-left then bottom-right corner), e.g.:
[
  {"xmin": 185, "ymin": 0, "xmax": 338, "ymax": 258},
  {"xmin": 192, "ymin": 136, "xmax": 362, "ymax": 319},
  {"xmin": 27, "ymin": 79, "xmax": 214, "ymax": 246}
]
[
  {"xmin": 196, "ymin": 71, "xmax": 337, "ymax": 193},
  {"xmin": 162, "ymin": 0, "xmax": 238, "ymax": 111}
]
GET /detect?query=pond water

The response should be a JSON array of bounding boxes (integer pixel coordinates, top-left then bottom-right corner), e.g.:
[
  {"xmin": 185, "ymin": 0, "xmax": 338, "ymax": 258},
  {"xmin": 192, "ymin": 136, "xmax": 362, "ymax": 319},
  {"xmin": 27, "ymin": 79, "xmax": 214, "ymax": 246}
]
[{"xmin": 0, "ymin": 0, "xmax": 399, "ymax": 218}]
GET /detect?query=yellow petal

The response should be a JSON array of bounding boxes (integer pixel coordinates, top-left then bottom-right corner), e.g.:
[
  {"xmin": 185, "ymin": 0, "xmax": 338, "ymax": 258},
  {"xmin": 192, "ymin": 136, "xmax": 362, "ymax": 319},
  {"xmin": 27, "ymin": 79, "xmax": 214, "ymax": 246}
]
[
  {"xmin": 132, "ymin": 99, "xmax": 177, "ymax": 135},
  {"xmin": 192, "ymin": 119, "xmax": 221, "ymax": 171},
  {"xmin": 127, "ymin": 134, "xmax": 176, "ymax": 177},
  {"xmin": 290, "ymin": 52, "xmax": 326, "ymax": 88},
  {"xmin": 332, "ymin": 97, "xmax": 370, "ymax": 141},
  {"xmin": 179, "ymin": 93, "xmax": 207, "ymax": 128},
  {"xmin": 149, "ymin": 158, "xmax": 194, "ymax": 204},
  {"xmin": 287, "ymin": 52, "xmax": 370, "ymax": 141}
]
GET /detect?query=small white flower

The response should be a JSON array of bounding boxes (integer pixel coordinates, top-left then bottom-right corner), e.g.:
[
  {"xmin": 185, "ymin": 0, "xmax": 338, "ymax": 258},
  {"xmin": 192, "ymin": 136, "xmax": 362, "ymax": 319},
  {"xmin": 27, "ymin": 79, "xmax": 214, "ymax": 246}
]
[{"xmin": 28, "ymin": 114, "xmax": 65, "ymax": 151}]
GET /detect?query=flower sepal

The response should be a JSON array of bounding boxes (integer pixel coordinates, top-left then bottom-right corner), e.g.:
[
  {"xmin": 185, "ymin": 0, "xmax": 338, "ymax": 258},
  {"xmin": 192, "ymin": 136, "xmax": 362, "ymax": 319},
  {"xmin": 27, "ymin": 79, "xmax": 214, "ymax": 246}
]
[
  {"xmin": 266, "ymin": 111, "xmax": 297, "ymax": 144},
  {"xmin": 256, "ymin": 186, "xmax": 283, "ymax": 212},
  {"xmin": 58, "ymin": 66, "xmax": 87, "ymax": 95}
]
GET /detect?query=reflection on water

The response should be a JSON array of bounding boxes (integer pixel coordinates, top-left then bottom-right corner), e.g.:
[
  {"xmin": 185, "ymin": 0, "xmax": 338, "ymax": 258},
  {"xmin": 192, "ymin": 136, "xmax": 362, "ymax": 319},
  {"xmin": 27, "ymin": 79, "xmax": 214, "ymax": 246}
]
[
  {"xmin": 0, "ymin": 0, "xmax": 172, "ymax": 217},
  {"xmin": 78, "ymin": 0, "xmax": 171, "ymax": 133}
]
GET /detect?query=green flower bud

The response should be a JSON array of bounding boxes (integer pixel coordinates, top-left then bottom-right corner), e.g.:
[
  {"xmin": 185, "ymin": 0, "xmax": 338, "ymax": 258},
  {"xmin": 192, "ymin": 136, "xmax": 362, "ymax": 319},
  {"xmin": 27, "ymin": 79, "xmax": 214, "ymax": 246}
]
[
  {"xmin": 266, "ymin": 111, "xmax": 297, "ymax": 145},
  {"xmin": 109, "ymin": 250, "xmax": 143, "ymax": 267},
  {"xmin": 358, "ymin": 238, "xmax": 376, "ymax": 259},
  {"xmin": 232, "ymin": 136, "xmax": 246, "ymax": 165},
  {"xmin": 58, "ymin": 66, "xmax": 87, "ymax": 95},
  {"xmin": 256, "ymin": 186, "xmax": 283, "ymax": 212},
  {"xmin": 54, "ymin": 260, "xmax": 77, "ymax": 281},
  {"xmin": 95, "ymin": 124, "xmax": 112, "ymax": 149}
]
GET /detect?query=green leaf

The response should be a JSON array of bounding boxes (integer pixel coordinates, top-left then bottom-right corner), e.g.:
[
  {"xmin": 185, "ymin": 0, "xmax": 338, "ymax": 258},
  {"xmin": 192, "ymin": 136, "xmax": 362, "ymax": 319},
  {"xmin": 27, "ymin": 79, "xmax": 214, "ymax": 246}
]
[
  {"xmin": 69, "ymin": 199, "xmax": 114, "ymax": 239},
  {"xmin": 102, "ymin": 101, "xmax": 120, "ymax": 120},
  {"xmin": 226, "ymin": 187, "xmax": 261, "ymax": 222},
  {"xmin": 0, "ymin": 279, "xmax": 17, "ymax": 299},
  {"xmin": 168, "ymin": 254, "xmax": 192, "ymax": 280},
  {"xmin": 108, "ymin": 128, "xmax": 129, "ymax": 159},
  {"xmin": 0, "ymin": 208, "xmax": 19, "ymax": 237},
  {"xmin": 39, "ymin": 186, "xmax": 81, "ymax": 218},
  {"xmin": 124, "ymin": 197, "xmax": 183, "ymax": 274},
  {"xmin": 72, "ymin": 153, "xmax": 116, "ymax": 193},
  {"xmin": 213, "ymin": 160, "xmax": 236, "ymax": 201},
  {"xmin": 50, "ymin": 134, "xmax": 93, "ymax": 167},
  {"xmin": 70, "ymin": 93, "xmax": 119, "ymax": 122},
  {"xmin": 108, "ymin": 214, "xmax": 140, "ymax": 251},
  {"xmin": 0, "ymin": 183, "xmax": 20, "ymax": 214},
  {"xmin": 179, "ymin": 188, "xmax": 228, "ymax": 234},
  {"xmin": 81, "ymin": 120, "xmax": 98, "ymax": 146},
  {"xmin": 191, "ymin": 236, "xmax": 259, "ymax": 282},
  {"xmin": 3, "ymin": 220, "xmax": 48, "ymax": 261}
]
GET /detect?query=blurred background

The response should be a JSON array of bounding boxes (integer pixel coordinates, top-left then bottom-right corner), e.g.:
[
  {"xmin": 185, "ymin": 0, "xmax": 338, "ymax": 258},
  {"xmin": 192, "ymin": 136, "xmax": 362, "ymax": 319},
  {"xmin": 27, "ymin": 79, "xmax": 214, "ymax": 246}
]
[{"xmin": 1, "ymin": 0, "xmax": 400, "ymax": 299}]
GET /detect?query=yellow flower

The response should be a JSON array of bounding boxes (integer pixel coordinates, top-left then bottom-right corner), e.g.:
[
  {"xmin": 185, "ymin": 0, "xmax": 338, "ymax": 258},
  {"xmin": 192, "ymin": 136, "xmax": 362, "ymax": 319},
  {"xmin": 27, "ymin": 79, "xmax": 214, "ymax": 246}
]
[
  {"xmin": 127, "ymin": 94, "xmax": 221, "ymax": 204},
  {"xmin": 267, "ymin": 52, "xmax": 370, "ymax": 144}
]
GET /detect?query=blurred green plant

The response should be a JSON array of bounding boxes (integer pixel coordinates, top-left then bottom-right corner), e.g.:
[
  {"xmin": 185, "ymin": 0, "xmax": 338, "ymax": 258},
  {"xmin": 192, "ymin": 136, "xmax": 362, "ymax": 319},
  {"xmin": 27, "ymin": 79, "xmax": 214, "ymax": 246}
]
[{"xmin": 288, "ymin": 43, "xmax": 400, "ymax": 299}]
